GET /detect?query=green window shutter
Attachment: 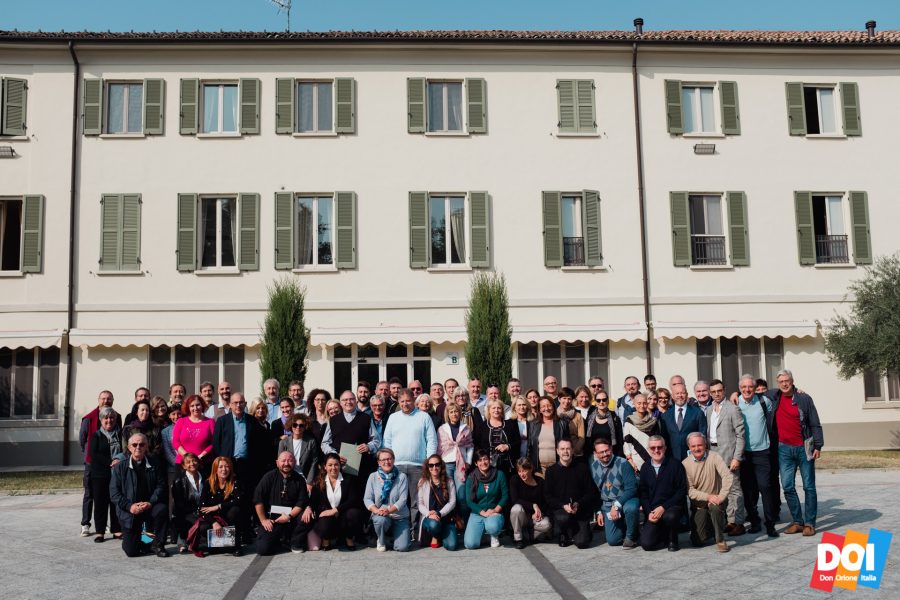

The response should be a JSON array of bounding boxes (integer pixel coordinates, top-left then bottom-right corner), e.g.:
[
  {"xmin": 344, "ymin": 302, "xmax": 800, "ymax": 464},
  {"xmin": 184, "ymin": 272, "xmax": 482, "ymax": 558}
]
[
  {"xmin": 719, "ymin": 81, "xmax": 741, "ymax": 135},
  {"xmin": 794, "ymin": 191, "xmax": 815, "ymax": 265},
  {"xmin": 21, "ymin": 194, "xmax": 44, "ymax": 273},
  {"xmin": 335, "ymin": 78, "xmax": 356, "ymax": 134},
  {"xmin": 274, "ymin": 191, "xmax": 294, "ymax": 270},
  {"xmin": 335, "ymin": 191, "xmax": 357, "ymax": 269},
  {"xmin": 176, "ymin": 193, "xmax": 197, "ymax": 271},
  {"xmin": 557, "ymin": 80, "xmax": 576, "ymax": 133},
  {"xmin": 664, "ymin": 80, "xmax": 683, "ymax": 135},
  {"xmin": 407, "ymin": 78, "xmax": 426, "ymax": 133},
  {"xmin": 840, "ymin": 82, "xmax": 862, "ymax": 136},
  {"xmin": 143, "ymin": 79, "xmax": 165, "ymax": 135},
  {"xmin": 469, "ymin": 191, "xmax": 490, "ymax": 268},
  {"xmin": 849, "ymin": 191, "xmax": 872, "ymax": 265},
  {"xmin": 542, "ymin": 191, "xmax": 562, "ymax": 267},
  {"xmin": 1, "ymin": 78, "xmax": 27, "ymax": 136},
  {"xmin": 670, "ymin": 191, "xmax": 691, "ymax": 266},
  {"xmin": 466, "ymin": 78, "xmax": 487, "ymax": 134},
  {"xmin": 275, "ymin": 78, "xmax": 294, "ymax": 134},
  {"xmin": 100, "ymin": 194, "xmax": 121, "ymax": 271},
  {"xmin": 726, "ymin": 191, "xmax": 749, "ymax": 266},
  {"xmin": 238, "ymin": 193, "xmax": 260, "ymax": 270},
  {"xmin": 83, "ymin": 78, "xmax": 103, "ymax": 135},
  {"xmin": 409, "ymin": 191, "xmax": 429, "ymax": 268},
  {"xmin": 576, "ymin": 80, "xmax": 596, "ymax": 133},
  {"xmin": 179, "ymin": 79, "xmax": 198, "ymax": 135},
  {"xmin": 239, "ymin": 79, "xmax": 260, "ymax": 135},
  {"xmin": 785, "ymin": 82, "xmax": 806, "ymax": 136},
  {"xmin": 121, "ymin": 194, "xmax": 142, "ymax": 271},
  {"xmin": 582, "ymin": 190, "xmax": 602, "ymax": 266}
]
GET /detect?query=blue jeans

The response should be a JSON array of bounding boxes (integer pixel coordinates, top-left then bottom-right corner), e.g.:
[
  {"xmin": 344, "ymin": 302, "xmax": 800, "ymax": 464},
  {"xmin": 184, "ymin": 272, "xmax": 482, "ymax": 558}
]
[
  {"xmin": 602, "ymin": 497, "xmax": 640, "ymax": 546},
  {"xmin": 779, "ymin": 443, "xmax": 817, "ymax": 527},
  {"xmin": 422, "ymin": 517, "xmax": 458, "ymax": 550},
  {"xmin": 464, "ymin": 513, "xmax": 504, "ymax": 549},
  {"xmin": 371, "ymin": 515, "xmax": 410, "ymax": 551}
]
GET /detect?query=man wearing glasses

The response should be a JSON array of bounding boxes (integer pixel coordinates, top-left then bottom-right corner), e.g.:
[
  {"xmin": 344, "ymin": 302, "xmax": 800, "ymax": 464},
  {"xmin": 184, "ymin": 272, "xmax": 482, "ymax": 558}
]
[
  {"xmin": 110, "ymin": 432, "xmax": 169, "ymax": 557},
  {"xmin": 637, "ymin": 435, "xmax": 687, "ymax": 552},
  {"xmin": 588, "ymin": 376, "xmax": 606, "ymax": 408},
  {"xmin": 616, "ymin": 376, "xmax": 641, "ymax": 421}
]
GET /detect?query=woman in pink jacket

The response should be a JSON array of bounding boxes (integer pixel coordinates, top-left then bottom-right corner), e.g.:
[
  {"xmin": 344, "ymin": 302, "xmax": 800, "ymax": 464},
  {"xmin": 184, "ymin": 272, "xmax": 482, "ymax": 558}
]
[{"xmin": 172, "ymin": 395, "xmax": 215, "ymax": 474}]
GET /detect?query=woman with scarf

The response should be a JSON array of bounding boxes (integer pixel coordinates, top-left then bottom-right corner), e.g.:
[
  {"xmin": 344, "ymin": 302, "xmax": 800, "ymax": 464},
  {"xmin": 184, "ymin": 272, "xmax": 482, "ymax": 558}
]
[
  {"xmin": 171, "ymin": 452, "xmax": 204, "ymax": 552},
  {"xmin": 191, "ymin": 456, "xmax": 243, "ymax": 557},
  {"xmin": 308, "ymin": 453, "xmax": 364, "ymax": 551},
  {"xmin": 88, "ymin": 406, "xmax": 124, "ymax": 543},
  {"xmin": 585, "ymin": 390, "xmax": 624, "ymax": 457},
  {"xmin": 417, "ymin": 453, "xmax": 458, "ymax": 550},
  {"xmin": 123, "ymin": 399, "xmax": 163, "ymax": 463},
  {"xmin": 463, "ymin": 448, "xmax": 509, "ymax": 549},
  {"xmin": 622, "ymin": 394, "xmax": 662, "ymax": 473},
  {"xmin": 364, "ymin": 447, "xmax": 411, "ymax": 552},
  {"xmin": 527, "ymin": 397, "xmax": 569, "ymax": 476},
  {"xmin": 437, "ymin": 402, "xmax": 473, "ymax": 504},
  {"xmin": 556, "ymin": 387, "xmax": 586, "ymax": 462},
  {"xmin": 476, "ymin": 398, "xmax": 521, "ymax": 476},
  {"xmin": 452, "ymin": 387, "xmax": 486, "ymax": 441}
]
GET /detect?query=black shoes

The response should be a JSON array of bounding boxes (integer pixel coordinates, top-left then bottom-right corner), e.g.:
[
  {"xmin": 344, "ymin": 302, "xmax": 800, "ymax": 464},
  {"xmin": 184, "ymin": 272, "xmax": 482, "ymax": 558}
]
[
  {"xmin": 231, "ymin": 547, "xmax": 244, "ymax": 557},
  {"xmin": 766, "ymin": 526, "xmax": 779, "ymax": 538},
  {"xmin": 558, "ymin": 536, "xmax": 572, "ymax": 547},
  {"xmin": 748, "ymin": 522, "xmax": 762, "ymax": 534},
  {"xmin": 152, "ymin": 544, "xmax": 169, "ymax": 558},
  {"xmin": 515, "ymin": 539, "xmax": 526, "ymax": 550},
  {"xmin": 667, "ymin": 541, "xmax": 680, "ymax": 552}
]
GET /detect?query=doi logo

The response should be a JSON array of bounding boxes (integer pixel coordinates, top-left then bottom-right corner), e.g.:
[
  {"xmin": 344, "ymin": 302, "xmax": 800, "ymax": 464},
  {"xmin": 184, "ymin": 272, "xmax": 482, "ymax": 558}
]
[{"xmin": 810, "ymin": 528, "xmax": 892, "ymax": 592}]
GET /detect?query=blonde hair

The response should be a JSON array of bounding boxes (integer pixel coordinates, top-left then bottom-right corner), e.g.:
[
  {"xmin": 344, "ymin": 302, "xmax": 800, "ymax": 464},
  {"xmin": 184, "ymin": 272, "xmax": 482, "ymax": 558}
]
[
  {"xmin": 510, "ymin": 395, "xmax": 532, "ymax": 421},
  {"xmin": 248, "ymin": 397, "xmax": 267, "ymax": 420}
]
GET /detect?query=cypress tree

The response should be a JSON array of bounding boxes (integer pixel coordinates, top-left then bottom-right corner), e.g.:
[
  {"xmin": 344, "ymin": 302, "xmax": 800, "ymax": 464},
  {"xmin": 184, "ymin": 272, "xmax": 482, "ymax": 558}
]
[
  {"xmin": 259, "ymin": 277, "xmax": 310, "ymax": 392},
  {"xmin": 465, "ymin": 272, "xmax": 513, "ymax": 401}
]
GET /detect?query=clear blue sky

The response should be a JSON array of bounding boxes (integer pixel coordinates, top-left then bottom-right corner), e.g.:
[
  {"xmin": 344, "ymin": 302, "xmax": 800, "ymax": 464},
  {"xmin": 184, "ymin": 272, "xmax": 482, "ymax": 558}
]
[{"xmin": 2, "ymin": 0, "xmax": 899, "ymax": 33}]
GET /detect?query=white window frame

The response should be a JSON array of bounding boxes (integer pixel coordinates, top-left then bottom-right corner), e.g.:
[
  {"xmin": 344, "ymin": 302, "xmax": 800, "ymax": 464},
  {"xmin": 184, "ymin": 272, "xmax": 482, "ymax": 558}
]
[
  {"xmin": 513, "ymin": 341, "xmax": 609, "ymax": 390},
  {"xmin": 198, "ymin": 196, "xmax": 238, "ymax": 272},
  {"xmin": 864, "ymin": 370, "xmax": 900, "ymax": 405},
  {"xmin": 803, "ymin": 84, "xmax": 839, "ymax": 136},
  {"xmin": 148, "ymin": 345, "xmax": 245, "ymax": 396},
  {"xmin": 294, "ymin": 194, "xmax": 335, "ymax": 270},
  {"xmin": 681, "ymin": 83, "xmax": 719, "ymax": 135},
  {"xmin": 200, "ymin": 82, "xmax": 239, "ymax": 135},
  {"xmin": 688, "ymin": 193, "xmax": 727, "ymax": 267},
  {"xmin": 429, "ymin": 193, "xmax": 469, "ymax": 269},
  {"xmin": 561, "ymin": 194, "xmax": 585, "ymax": 267},
  {"xmin": 105, "ymin": 81, "xmax": 143, "ymax": 135},
  {"xmin": 332, "ymin": 343, "xmax": 431, "ymax": 392},
  {"xmin": 426, "ymin": 80, "xmax": 465, "ymax": 134},
  {"xmin": 811, "ymin": 192, "xmax": 853, "ymax": 266},
  {"xmin": 0, "ymin": 197, "xmax": 23, "ymax": 274},
  {"xmin": 296, "ymin": 80, "xmax": 334, "ymax": 134},
  {"xmin": 0, "ymin": 347, "xmax": 60, "ymax": 420}
]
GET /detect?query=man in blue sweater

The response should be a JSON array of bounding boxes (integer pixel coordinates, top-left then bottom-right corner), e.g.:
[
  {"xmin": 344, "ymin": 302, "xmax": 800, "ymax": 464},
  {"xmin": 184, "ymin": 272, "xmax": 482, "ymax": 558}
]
[
  {"xmin": 590, "ymin": 438, "xmax": 640, "ymax": 549},
  {"xmin": 383, "ymin": 388, "xmax": 437, "ymax": 542}
]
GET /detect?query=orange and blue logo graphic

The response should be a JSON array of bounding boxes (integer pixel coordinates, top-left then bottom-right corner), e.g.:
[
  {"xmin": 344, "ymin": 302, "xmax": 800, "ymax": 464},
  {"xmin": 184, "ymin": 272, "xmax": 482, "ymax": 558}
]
[{"xmin": 810, "ymin": 528, "xmax": 892, "ymax": 591}]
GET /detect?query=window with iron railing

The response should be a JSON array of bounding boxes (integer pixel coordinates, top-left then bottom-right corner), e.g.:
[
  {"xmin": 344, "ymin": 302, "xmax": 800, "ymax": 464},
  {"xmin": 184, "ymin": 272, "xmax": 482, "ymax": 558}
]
[
  {"xmin": 815, "ymin": 234, "xmax": 849, "ymax": 264},
  {"xmin": 689, "ymin": 194, "xmax": 726, "ymax": 265},
  {"xmin": 563, "ymin": 236, "xmax": 584, "ymax": 266}
]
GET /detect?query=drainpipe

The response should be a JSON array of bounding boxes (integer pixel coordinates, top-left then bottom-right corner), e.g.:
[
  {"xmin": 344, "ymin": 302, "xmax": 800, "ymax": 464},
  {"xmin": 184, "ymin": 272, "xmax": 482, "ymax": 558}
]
[
  {"xmin": 631, "ymin": 19, "xmax": 653, "ymax": 374},
  {"xmin": 62, "ymin": 41, "xmax": 80, "ymax": 466}
]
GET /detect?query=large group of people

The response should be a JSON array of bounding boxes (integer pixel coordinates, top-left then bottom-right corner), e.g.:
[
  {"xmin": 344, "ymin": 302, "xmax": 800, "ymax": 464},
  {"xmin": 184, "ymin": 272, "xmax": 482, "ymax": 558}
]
[{"xmin": 77, "ymin": 369, "xmax": 824, "ymax": 557}]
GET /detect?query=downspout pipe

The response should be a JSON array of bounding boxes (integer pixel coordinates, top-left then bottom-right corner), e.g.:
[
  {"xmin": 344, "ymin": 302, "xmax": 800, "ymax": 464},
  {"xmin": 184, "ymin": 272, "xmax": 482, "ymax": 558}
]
[
  {"xmin": 62, "ymin": 40, "xmax": 80, "ymax": 466},
  {"xmin": 631, "ymin": 23, "xmax": 653, "ymax": 375}
]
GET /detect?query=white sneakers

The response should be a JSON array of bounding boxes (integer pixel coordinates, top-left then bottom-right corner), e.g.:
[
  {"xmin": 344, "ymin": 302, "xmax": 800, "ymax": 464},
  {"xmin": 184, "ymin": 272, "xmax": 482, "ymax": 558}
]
[
  {"xmin": 490, "ymin": 536, "xmax": 501, "ymax": 548},
  {"xmin": 80, "ymin": 525, "xmax": 91, "ymax": 537},
  {"xmin": 376, "ymin": 543, "xmax": 387, "ymax": 552}
]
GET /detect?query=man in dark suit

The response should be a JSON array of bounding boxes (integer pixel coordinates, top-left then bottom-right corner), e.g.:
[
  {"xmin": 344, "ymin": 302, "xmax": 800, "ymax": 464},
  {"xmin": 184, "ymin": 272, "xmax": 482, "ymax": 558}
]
[
  {"xmin": 638, "ymin": 435, "xmax": 688, "ymax": 551},
  {"xmin": 662, "ymin": 383, "xmax": 707, "ymax": 461}
]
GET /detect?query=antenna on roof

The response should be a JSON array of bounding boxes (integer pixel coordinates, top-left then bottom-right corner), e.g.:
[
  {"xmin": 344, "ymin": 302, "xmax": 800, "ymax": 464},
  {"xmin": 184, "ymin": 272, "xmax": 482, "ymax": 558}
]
[{"xmin": 269, "ymin": 0, "xmax": 293, "ymax": 32}]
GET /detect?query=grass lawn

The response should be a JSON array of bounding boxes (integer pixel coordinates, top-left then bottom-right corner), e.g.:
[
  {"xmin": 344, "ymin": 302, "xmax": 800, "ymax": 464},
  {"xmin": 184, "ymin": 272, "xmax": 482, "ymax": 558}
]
[{"xmin": 817, "ymin": 449, "xmax": 900, "ymax": 470}]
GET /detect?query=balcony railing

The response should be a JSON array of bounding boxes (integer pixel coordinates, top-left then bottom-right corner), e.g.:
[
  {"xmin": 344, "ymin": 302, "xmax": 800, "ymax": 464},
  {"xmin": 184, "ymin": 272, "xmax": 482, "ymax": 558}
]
[
  {"xmin": 816, "ymin": 234, "xmax": 849, "ymax": 264},
  {"xmin": 691, "ymin": 235, "xmax": 727, "ymax": 265},
  {"xmin": 563, "ymin": 236, "xmax": 585, "ymax": 266}
]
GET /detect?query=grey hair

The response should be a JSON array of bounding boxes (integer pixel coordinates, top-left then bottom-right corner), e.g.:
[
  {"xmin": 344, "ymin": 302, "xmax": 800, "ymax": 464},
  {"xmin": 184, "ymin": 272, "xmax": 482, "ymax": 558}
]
[
  {"xmin": 99, "ymin": 406, "xmax": 117, "ymax": 420},
  {"xmin": 127, "ymin": 432, "xmax": 147, "ymax": 444},
  {"xmin": 263, "ymin": 378, "xmax": 280, "ymax": 390},
  {"xmin": 687, "ymin": 431, "xmax": 707, "ymax": 445},
  {"xmin": 776, "ymin": 369, "xmax": 794, "ymax": 382},
  {"xmin": 648, "ymin": 434, "xmax": 665, "ymax": 445},
  {"xmin": 740, "ymin": 374, "xmax": 756, "ymax": 384},
  {"xmin": 693, "ymin": 380, "xmax": 709, "ymax": 391}
]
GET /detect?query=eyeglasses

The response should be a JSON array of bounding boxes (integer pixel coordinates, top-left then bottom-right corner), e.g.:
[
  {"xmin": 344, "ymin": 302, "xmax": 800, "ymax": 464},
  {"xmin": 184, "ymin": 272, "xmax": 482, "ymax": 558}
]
[
  {"xmin": 648, "ymin": 446, "xmax": 665, "ymax": 452},
  {"xmin": 590, "ymin": 384, "xmax": 604, "ymax": 388},
  {"xmin": 291, "ymin": 423, "xmax": 305, "ymax": 429},
  {"xmin": 129, "ymin": 443, "xmax": 147, "ymax": 448},
  {"xmin": 378, "ymin": 458, "xmax": 393, "ymax": 463},
  {"xmin": 596, "ymin": 398, "xmax": 609, "ymax": 403},
  {"xmin": 427, "ymin": 463, "xmax": 442, "ymax": 469}
]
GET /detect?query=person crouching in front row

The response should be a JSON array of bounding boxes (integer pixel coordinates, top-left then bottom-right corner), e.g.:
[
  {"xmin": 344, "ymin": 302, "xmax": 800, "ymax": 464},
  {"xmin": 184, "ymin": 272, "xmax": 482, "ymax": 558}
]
[
  {"xmin": 253, "ymin": 451, "xmax": 315, "ymax": 555},
  {"xmin": 110, "ymin": 432, "xmax": 169, "ymax": 557}
]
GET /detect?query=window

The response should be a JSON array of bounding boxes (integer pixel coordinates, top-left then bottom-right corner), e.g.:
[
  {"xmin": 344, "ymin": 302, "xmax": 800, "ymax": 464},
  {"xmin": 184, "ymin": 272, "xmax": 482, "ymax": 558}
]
[
  {"xmin": 0, "ymin": 195, "xmax": 42, "ymax": 273},
  {"xmin": 666, "ymin": 80, "xmax": 740, "ymax": 136},
  {"xmin": 786, "ymin": 82, "xmax": 861, "ymax": 136},
  {"xmin": 696, "ymin": 336, "xmax": 783, "ymax": 395},
  {"xmin": 864, "ymin": 370, "xmax": 900, "ymax": 404},
  {"xmin": 557, "ymin": 79, "xmax": 596, "ymax": 134},
  {"xmin": 1, "ymin": 77, "xmax": 28, "ymax": 136},
  {"xmin": 671, "ymin": 191, "xmax": 748, "ymax": 267},
  {"xmin": 795, "ymin": 191, "xmax": 871, "ymax": 266},
  {"xmin": 82, "ymin": 78, "xmax": 163, "ymax": 136},
  {"xmin": 274, "ymin": 191, "xmax": 355, "ymax": 270},
  {"xmin": 148, "ymin": 345, "xmax": 244, "ymax": 398},
  {"xmin": 542, "ymin": 191, "xmax": 602, "ymax": 268},
  {"xmin": 516, "ymin": 341, "xmax": 608, "ymax": 391},
  {"xmin": 407, "ymin": 78, "xmax": 486, "ymax": 134},
  {"xmin": 106, "ymin": 83, "xmax": 143, "ymax": 134},
  {"xmin": 201, "ymin": 83, "xmax": 238, "ymax": 134},
  {"xmin": 0, "ymin": 347, "xmax": 59, "ymax": 419},
  {"xmin": 409, "ymin": 191, "xmax": 490, "ymax": 269},
  {"xmin": 177, "ymin": 193, "xmax": 259, "ymax": 273},
  {"xmin": 297, "ymin": 195, "xmax": 333, "ymax": 266},
  {"xmin": 180, "ymin": 78, "xmax": 259, "ymax": 136},
  {"xmin": 297, "ymin": 81, "xmax": 333, "ymax": 133},
  {"xmin": 99, "ymin": 194, "xmax": 141, "ymax": 272},
  {"xmin": 333, "ymin": 343, "xmax": 431, "ymax": 396},
  {"xmin": 275, "ymin": 78, "xmax": 355, "ymax": 135}
]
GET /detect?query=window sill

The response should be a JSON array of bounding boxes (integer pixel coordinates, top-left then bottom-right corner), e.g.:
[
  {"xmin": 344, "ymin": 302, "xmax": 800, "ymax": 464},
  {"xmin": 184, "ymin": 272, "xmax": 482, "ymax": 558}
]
[
  {"xmin": 556, "ymin": 131, "xmax": 600, "ymax": 138},
  {"xmin": 292, "ymin": 131, "xmax": 338, "ymax": 138},
  {"xmin": 561, "ymin": 265, "xmax": 607, "ymax": 272},
  {"xmin": 682, "ymin": 132, "xmax": 725, "ymax": 139},
  {"xmin": 689, "ymin": 264, "xmax": 734, "ymax": 271},
  {"xmin": 813, "ymin": 263, "xmax": 855, "ymax": 269},
  {"xmin": 427, "ymin": 265, "xmax": 473, "ymax": 273},
  {"xmin": 194, "ymin": 268, "xmax": 242, "ymax": 276},
  {"xmin": 94, "ymin": 269, "xmax": 144, "ymax": 276},
  {"xmin": 196, "ymin": 133, "xmax": 242, "ymax": 139},
  {"xmin": 0, "ymin": 270, "xmax": 24, "ymax": 278},
  {"xmin": 0, "ymin": 418, "xmax": 63, "ymax": 428},
  {"xmin": 423, "ymin": 131, "xmax": 469, "ymax": 137},
  {"xmin": 805, "ymin": 134, "xmax": 847, "ymax": 140},
  {"xmin": 0, "ymin": 135, "xmax": 29, "ymax": 142},
  {"xmin": 862, "ymin": 401, "xmax": 900, "ymax": 410},
  {"xmin": 99, "ymin": 133, "xmax": 145, "ymax": 139},
  {"xmin": 292, "ymin": 265, "xmax": 338, "ymax": 273}
]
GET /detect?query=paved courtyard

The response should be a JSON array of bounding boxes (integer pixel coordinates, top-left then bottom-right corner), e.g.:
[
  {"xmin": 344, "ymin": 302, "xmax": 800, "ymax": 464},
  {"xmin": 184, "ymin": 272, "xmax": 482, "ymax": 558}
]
[{"xmin": 1, "ymin": 469, "xmax": 897, "ymax": 600}]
